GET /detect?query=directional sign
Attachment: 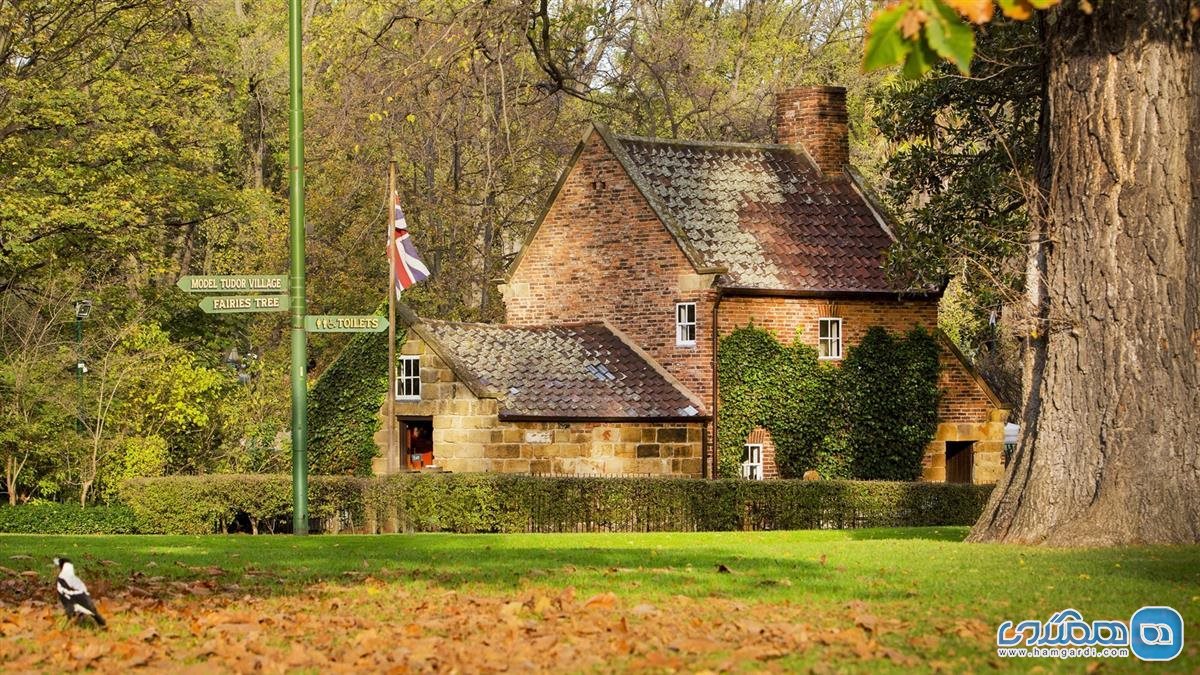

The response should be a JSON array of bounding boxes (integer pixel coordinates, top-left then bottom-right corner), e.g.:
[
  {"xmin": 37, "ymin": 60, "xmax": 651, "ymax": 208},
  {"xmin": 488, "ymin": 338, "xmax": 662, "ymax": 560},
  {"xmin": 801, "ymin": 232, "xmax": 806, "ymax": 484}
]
[
  {"xmin": 305, "ymin": 315, "xmax": 389, "ymax": 333},
  {"xmin": 199, "ymin": 295, "xmax": 289, "ymax": 314},
  {"xmin": 177, "ymin": 275, "xmax": 287, "ymax": 294}
]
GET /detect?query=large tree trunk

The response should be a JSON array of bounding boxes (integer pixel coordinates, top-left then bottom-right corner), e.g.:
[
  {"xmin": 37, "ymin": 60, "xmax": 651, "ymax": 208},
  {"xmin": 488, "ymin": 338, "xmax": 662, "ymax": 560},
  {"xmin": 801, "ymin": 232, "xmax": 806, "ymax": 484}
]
[{"xmin": 970, "ymin": 2, "xmax": 1200, "ymax": 546}]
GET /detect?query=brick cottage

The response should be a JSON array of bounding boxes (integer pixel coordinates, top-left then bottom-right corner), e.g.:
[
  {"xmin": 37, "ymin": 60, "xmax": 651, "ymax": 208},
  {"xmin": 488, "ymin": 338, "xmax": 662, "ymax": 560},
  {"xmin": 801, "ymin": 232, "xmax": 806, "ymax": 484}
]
[{"xmin": 378, "ymin": 86, "xmax": 1010, "ymax": 484}]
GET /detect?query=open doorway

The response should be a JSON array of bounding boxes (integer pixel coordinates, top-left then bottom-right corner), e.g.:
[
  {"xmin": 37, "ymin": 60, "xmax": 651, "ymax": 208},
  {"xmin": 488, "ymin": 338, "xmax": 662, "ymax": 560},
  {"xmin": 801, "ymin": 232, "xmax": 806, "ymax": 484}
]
[
  {"xmin": 945, "ymin": 441, "xmax": 974, "ymax": 484},
  {"xmin": 399, "ymin": 418, "xmax": 433, "ymax": 471}
]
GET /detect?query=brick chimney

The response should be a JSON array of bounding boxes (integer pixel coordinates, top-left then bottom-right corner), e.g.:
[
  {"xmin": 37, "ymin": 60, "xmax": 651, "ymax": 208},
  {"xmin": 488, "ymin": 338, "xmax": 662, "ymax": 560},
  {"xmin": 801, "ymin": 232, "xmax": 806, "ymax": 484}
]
[{"xmin": 775, "ymin": 86, "xmax": 849, "ymax": 176}]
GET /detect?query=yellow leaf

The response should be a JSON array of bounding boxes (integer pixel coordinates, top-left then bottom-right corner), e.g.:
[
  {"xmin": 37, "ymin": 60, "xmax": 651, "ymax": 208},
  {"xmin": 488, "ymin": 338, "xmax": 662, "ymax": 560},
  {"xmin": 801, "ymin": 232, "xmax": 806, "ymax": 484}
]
[
  {"xmin": 899, "ymin": 8, "xmax": 928, "ymax": 39},
  {"xmin": 944, "ymin": 0, "xmax": 994, "ymax": 23}
]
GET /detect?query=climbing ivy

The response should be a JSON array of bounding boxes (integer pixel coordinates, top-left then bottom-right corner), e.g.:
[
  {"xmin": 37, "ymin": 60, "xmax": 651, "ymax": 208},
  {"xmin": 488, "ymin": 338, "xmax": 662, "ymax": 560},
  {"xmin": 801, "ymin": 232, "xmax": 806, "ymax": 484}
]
[
  {"xmin": 307, "ymin": 321, "xmax": 401, "ymax": 476},
  {"xmin": 717, "ymin": 324, "xmax": 940, "ymax": 480},
  {"xmin": 843, "ymin": 326, "xmax": 941, "ymax": 480}
]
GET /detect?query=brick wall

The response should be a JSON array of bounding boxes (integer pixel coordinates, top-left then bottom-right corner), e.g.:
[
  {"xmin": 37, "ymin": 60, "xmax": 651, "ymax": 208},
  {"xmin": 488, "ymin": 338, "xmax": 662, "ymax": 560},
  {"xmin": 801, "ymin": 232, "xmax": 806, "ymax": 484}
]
[
  {"xmin": 502, "ymin": 132, "xmax": 716, "ymax": 404},
  {"xmin": 376, "ymin": 336, "xmax": 704, "ymax": 477},
  {"xmin": 718, "ymin": 296, "xmax": 939, "ymax": 347},
  {"xmin": 717, "ymin": 294, "xmax": 1009, "ymax": 484}
]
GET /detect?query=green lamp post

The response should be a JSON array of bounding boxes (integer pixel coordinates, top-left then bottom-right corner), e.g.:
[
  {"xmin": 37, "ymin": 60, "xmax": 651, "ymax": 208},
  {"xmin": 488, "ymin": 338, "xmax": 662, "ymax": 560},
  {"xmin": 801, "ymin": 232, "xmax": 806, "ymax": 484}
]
[{"xmin": 287, "ymin": 0, "xmax": 309, "ymax": 535}]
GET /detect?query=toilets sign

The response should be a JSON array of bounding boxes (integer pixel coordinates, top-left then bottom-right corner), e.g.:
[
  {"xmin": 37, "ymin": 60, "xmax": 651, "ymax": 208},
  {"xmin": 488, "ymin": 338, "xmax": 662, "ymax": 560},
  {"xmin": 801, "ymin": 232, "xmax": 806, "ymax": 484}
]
[{"xmin": 305, "ymin": 315, "xmax": 389, "ymax": 333}]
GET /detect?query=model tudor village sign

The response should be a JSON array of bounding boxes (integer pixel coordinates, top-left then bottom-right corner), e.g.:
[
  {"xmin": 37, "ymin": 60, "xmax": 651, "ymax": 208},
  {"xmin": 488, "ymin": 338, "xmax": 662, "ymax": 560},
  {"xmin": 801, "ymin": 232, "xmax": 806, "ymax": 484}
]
[{"xmin": 178, "ymin": 274, "xmax": 387, "ymax": 330}]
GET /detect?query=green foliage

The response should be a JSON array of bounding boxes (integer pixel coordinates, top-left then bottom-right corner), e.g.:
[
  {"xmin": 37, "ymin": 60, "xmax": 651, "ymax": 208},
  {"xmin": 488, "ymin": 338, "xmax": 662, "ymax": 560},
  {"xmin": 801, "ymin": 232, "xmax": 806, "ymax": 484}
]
[
  {"xmin": 842, "ymin": 327, "xmax": 941, "ymax": 480},
  {"xmin": 716, "ymin": 326, "xmax": 831, "ymax": 479},
  {"xmin": 863, "ymin": 0, "xmax": 1055, "ymax": 78},
  {"xmin": 307, "ymin": 322, "xmax": 394, "ymax": 476},
  {"xmin": 119, "ymin": 475, "xmax": 363, "ymax": 535},
  {"xmin": 0, "ymin": 503, "xmax": 137, "ymax": 534},
  {"xmin": 120, "ymin": 474, "xmax": 993, "ymax": 534},
  {"xmin": 717, "ymin": 324, "xmax": 941, "ymax": 480}
]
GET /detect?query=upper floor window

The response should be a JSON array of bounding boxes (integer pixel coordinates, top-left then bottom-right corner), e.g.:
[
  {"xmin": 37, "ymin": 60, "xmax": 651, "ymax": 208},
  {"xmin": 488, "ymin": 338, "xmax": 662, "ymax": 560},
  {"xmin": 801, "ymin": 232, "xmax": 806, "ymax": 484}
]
[
  {"xmin": 676, "ymin": 302, "xmax": 697, "ymax": 346},
  {"xmin": 818, "ymin": 318, "xmax": 842, "ymax": 360},
  {"xmin": 396, "ymin": 355, "xmax": 421, "ymax": 400},
  {"xmin": 742, "ymin": 444, "xmax": 764, "ymax": 480}
]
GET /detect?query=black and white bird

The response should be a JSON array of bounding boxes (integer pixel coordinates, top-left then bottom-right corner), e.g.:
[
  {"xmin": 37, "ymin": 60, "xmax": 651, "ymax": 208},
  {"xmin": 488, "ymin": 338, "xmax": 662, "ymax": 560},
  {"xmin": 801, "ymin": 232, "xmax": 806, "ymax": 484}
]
[{"xmin": 53, "ymin": 557, "xmax": 106, "ymax": 627}]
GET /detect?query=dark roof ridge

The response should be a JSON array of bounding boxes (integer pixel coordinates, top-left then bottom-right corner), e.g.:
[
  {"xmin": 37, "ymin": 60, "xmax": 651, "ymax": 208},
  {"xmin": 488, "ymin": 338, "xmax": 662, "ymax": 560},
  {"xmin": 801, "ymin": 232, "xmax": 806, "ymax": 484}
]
[
  {"xmin": 420, "ymin": 317, "xmax": 608, "ymax": 332},
  {"xmin": 612, "ymin": 133, "xmax": 795, "ymax": 152}
]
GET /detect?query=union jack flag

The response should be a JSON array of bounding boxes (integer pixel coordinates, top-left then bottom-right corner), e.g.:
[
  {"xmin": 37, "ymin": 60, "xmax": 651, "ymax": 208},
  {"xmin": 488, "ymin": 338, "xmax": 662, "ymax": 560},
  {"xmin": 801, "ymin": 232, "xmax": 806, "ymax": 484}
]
[{"xmin": 388, "ymin": 196, "xmax": 429, "ymax": 298}]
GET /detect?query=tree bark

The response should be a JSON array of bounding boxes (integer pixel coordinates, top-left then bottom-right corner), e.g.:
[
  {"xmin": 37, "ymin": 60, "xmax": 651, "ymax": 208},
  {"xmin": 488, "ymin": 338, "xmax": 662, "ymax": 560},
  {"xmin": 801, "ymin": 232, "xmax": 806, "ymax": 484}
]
[{"xmin": 970, "ymin": 1, "xmax": 1200, "ymax": 546}]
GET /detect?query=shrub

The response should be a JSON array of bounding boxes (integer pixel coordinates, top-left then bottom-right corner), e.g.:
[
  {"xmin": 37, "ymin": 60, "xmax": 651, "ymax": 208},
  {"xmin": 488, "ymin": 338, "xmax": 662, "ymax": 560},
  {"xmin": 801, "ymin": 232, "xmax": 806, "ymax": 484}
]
[
  {"xmin": 120, "ymin": 474, "xmax": 992, "ymax": 534},
  {"xmin": 119, "ymin": 475, "xmax": 365, "ymax": 534},
  {"xmin": 0, "ymin": 502, "xmax": 138, "ymax": 534}
]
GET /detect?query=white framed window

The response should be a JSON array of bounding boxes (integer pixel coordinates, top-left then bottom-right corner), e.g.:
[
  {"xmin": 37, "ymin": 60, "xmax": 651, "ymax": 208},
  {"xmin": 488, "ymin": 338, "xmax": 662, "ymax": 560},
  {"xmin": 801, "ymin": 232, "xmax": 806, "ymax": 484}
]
[
  {"xmin": 676, "ymin": 302, "xmax": 697, "ymax": 346},
  {"xmin": 741, "ymin": 444, "xmax": 764, "ymax": 480},
  {"xmin": 396, "ymin": 355, "xmax": 421, "ymax": 400},
  {"xmin": 818, "ymin": 317, "xmax": 842, "ymax": 360}
]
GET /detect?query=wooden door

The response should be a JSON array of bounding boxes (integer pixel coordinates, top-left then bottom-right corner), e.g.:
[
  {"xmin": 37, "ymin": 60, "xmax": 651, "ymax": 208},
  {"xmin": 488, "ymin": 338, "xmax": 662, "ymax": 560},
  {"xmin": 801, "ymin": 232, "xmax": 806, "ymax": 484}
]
[{"xmin": 946, "ymin": 442, "xmax": 974, "ymax": 484}]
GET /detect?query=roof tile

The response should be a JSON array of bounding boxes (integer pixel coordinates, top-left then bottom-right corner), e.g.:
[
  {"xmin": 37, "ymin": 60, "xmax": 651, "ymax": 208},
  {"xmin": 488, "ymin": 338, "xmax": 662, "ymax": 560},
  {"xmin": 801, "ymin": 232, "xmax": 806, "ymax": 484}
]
[
  {"xmin": 419, "ymin": 320, "xmax": 703, "ymax": 420},
  {"xmin": 615, "ymin": 136, "xmax": 898, "ymax": 292}
]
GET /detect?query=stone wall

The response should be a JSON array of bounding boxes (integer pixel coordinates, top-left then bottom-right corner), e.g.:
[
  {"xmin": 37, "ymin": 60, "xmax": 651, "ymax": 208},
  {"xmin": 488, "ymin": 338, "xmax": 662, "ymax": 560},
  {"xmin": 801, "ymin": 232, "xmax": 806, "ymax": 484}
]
[
  {"xmin": 378, "ymin": 335, "xmax": 704, "ymax": 477},
  {"xmin": 922, "ymin": 411, "xmax": 1010, "ymax": 484}
]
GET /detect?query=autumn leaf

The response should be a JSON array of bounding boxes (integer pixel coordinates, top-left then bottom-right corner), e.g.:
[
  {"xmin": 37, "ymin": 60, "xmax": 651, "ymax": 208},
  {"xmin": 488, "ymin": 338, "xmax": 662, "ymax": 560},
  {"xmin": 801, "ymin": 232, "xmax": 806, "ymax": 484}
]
[{"xmin": 944, "ymin": 0, "xmax": 993, "ymax": 22}]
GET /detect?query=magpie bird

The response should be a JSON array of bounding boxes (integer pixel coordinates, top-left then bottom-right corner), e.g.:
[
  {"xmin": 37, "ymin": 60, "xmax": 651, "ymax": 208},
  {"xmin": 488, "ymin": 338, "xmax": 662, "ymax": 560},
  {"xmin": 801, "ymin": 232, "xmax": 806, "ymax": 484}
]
[{"xmin": 53, "ymin": 557, "xmax": 106, "ymax": 628}]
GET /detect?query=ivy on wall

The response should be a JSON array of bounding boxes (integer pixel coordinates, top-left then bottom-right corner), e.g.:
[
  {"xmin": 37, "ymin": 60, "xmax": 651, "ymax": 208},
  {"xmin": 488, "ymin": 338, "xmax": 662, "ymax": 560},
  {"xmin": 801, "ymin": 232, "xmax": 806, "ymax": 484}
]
[
  {"xmin": 843, "ymin": 327, "xmax": 941, "ymax": 481},
  {"xmin": 717, "ymin": 324, "xmax": 940, "ymax": 480},
  {"xmin": 307, "ymin": 323, "xmax": 403, "ymax": 476}
]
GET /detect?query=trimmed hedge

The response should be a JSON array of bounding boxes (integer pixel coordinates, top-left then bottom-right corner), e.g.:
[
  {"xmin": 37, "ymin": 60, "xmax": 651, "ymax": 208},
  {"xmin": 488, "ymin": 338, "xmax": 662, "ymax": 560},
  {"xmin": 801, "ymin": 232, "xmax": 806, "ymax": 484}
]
[
  {"xmin": 0, "ymin": 503, "xmax": 138, "ymax": 534},
  {"xmin": 120, "ymin": 474, "xmax": 993, "ymax": 534},
  {"xmin": 119, "ymin": 475, "xmax": 364, "ymax": 534}
]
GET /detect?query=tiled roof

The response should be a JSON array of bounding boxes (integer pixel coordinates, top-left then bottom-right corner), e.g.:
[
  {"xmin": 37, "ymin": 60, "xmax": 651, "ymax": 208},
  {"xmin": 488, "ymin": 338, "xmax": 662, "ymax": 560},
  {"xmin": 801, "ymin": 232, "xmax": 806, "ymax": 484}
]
[
  {"xmin": 609, "ymin": 133, "xmax": 901, "ymax": 293},
  {"xmin": 417, "ymin": 319, "xmax": 704, "ymax": 420}
]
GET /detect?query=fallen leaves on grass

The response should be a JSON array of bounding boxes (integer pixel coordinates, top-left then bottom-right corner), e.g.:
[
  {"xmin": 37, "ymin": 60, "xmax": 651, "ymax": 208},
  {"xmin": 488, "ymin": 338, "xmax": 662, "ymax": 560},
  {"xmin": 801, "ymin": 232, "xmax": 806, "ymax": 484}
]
[{"xmin": 0, "ymin": 569, "xmax": 961, "ymax": 673}]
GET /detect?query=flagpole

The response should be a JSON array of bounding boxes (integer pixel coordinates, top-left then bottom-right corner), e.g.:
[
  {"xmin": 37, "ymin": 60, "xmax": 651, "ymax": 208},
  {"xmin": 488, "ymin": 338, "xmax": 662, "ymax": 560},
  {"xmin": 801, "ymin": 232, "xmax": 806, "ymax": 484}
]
[{"xmin": 387, "ymin": 161, "xmax": 398, "ymax": 475}]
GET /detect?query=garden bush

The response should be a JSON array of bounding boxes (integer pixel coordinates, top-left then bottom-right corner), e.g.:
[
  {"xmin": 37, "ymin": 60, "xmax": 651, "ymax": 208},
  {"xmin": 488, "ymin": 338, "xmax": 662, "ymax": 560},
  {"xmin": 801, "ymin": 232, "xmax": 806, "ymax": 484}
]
[
  {"xmin": 120, "ymin": 474, "xmax": 993, "ymax": 534},
  {"xmin": 0, "ymin": 502, "xmax": 138, "ymax": 534},
  {"xmin": 119, "ymin": 475, "xmax": 365, "ymax": 534}
]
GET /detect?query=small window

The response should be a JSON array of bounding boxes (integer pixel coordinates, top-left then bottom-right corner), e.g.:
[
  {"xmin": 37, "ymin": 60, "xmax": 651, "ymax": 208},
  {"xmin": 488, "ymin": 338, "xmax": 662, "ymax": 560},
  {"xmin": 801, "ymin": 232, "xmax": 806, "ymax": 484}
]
[
  {"xmin": 396, "ymin": 355, "xmax": 421, "ymax": 400},
  {"xmin": 741, "ymin": 444, "xmax": 764, "ymax": 480},
  {"xmin": 676, "ymin": 302, "xmax": 697, "ymax": 346},
  {"xmin": 818, "ymin": 318, "xmax": 842, "ymax": 360}
]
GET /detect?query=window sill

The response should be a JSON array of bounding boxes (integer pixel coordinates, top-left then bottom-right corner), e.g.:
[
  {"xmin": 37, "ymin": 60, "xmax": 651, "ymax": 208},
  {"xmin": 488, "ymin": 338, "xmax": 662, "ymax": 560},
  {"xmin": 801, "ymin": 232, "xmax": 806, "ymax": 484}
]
[
  {"xmin": 676, "ymin": 341, "xmax": 697, "ymax": 348},
  {"xmin": 818, "ymin": 356, "xmax": 842, "ymax": 362},
  {"xmin": 395, "ymin": 396, "xmax": 422, "ymax": 402}
]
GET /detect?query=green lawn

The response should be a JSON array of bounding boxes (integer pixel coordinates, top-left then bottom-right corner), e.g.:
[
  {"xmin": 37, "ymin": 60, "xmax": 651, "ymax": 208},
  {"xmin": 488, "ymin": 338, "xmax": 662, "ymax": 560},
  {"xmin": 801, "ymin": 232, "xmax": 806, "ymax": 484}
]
[{"xmin": 3, "ymin": 528, "xmax": 1198, "ymax": 672}]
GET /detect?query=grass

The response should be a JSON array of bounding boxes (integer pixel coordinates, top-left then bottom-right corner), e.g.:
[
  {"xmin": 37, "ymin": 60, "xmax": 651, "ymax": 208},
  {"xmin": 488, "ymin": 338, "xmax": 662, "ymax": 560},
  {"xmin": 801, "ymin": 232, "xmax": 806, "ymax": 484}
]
[{"xmin": 3, "ymin": 528, "xmax": 1199, "ymax": 671}]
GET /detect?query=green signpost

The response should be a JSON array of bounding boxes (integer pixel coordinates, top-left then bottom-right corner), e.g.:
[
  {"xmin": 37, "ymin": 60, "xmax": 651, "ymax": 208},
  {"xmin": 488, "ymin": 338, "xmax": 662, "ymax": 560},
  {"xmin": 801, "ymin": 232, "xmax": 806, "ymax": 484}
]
[
  {"xmin": 198, "ymin": 295, "xmax": 289, "ymax": 313},
  {"xmin": 305, "ymin": 315, "xmax": 389, "ymax": 333},
  {"xmin": 179, "ymin": 0, "xmax": 314, "ymax": 534}
]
